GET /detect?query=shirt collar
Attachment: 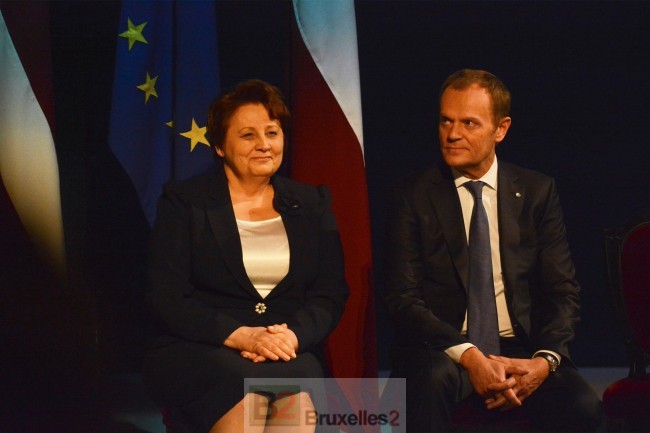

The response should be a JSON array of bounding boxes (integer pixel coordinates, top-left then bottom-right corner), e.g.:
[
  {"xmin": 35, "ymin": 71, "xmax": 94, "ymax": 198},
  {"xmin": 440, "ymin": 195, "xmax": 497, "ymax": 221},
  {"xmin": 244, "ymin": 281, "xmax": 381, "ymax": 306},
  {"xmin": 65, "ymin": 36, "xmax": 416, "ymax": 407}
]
[{"xmin": 452, "ymin": 158, "xmax": 499, "ymax": 191}]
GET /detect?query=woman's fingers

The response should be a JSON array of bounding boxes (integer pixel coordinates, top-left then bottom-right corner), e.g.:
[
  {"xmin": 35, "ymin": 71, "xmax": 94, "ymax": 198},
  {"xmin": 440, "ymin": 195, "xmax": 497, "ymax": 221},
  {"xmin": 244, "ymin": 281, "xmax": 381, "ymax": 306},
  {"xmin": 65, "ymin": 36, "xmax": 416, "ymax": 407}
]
[
  {"xmin": 240, "ymin": 351, "xmax": 267, "ymax": 363},
  {"xmin": 251, "ymin": 330, "xmax": 296, "ymax": 361}
]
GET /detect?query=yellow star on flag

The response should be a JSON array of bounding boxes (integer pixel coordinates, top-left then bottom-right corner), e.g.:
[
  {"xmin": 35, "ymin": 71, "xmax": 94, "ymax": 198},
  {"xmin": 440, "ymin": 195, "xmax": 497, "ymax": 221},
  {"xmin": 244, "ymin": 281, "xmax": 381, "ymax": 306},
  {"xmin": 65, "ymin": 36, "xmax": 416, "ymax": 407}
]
[
  {"xmin": 119, "ymin": 17, "xmax": 148, "ymax": 51},
  {"xmin": 180, "ymin": 118, "xmax": 210, "ymax": 152},
  {"xmin": 137, "ymin": 72, "xmax": 158, "ymax": 103}
]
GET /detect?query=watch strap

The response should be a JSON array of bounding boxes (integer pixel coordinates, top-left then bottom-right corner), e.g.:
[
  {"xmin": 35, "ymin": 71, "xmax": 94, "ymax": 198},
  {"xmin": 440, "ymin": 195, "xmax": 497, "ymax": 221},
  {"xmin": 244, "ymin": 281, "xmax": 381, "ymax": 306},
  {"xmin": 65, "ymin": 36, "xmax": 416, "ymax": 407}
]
[{"xmin": 533, "ymin": 352, "xmax": 559, "ymax": 372}]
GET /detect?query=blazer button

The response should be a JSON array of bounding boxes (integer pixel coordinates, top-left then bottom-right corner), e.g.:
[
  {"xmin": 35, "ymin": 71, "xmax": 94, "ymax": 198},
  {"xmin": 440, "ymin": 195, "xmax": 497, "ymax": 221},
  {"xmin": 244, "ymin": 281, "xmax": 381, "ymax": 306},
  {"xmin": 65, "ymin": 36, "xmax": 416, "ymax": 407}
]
[{"xmin": 254, "ymin": 302, "xmax": 267, "ymax": 314}]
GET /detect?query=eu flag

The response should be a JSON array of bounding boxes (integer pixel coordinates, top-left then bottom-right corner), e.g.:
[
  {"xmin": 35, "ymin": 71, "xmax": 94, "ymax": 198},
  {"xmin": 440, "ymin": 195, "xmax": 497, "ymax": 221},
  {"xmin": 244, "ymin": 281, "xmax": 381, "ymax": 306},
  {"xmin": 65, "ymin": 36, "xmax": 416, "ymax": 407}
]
[{"xmin": 108, "ymin": 0, "xmax": 220, "ymax": 225}]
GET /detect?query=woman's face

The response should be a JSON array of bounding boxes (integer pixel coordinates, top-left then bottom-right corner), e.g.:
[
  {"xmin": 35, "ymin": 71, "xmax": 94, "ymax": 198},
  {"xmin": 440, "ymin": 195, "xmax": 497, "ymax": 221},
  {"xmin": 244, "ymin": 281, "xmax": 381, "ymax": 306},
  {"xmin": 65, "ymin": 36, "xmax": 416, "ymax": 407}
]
[{"xmin": 217, "ymin": 103, "xmax": 284, "ymax": 181}]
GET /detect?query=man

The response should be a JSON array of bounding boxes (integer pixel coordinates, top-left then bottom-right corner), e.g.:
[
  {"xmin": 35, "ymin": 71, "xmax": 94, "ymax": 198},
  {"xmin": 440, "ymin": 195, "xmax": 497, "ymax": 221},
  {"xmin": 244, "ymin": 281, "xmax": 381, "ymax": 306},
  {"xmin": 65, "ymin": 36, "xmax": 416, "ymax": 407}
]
[{"xmin": 383, "ymin": 69, "xmax": 603, "ymax": 432}]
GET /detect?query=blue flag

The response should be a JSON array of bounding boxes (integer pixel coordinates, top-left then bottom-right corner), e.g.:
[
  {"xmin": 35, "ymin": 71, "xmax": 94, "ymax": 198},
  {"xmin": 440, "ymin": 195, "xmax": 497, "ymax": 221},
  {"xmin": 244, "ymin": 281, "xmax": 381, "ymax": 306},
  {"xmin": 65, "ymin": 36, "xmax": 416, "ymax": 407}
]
[{"xmin": 109, "ymin": 0, "xmax": 220, "ymax": 225}]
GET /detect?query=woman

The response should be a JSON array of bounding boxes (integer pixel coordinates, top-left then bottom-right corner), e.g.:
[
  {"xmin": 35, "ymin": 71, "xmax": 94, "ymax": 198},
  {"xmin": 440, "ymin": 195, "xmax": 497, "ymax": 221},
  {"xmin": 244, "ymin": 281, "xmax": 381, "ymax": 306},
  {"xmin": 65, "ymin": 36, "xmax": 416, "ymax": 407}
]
[{"xmin": 142, "ymin": 80, "xmax": 349, "ymax": 433}]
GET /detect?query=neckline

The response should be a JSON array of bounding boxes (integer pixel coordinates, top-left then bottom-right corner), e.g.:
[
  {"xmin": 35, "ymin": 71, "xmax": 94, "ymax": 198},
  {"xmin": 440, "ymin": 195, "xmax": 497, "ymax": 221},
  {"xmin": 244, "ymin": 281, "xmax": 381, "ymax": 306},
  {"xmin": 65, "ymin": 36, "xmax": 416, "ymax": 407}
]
[{"xmin": 235, "ymin": 215, "xmax": 282, "ymax": 225}]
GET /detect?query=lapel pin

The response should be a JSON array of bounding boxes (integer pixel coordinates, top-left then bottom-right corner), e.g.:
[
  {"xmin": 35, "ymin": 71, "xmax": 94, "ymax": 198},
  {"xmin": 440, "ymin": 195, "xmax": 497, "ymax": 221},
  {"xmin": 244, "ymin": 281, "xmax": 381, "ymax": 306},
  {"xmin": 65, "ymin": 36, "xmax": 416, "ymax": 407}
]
[{"xmin": 515, "ymin": 192, "xmax": 522, "ymax": 198}]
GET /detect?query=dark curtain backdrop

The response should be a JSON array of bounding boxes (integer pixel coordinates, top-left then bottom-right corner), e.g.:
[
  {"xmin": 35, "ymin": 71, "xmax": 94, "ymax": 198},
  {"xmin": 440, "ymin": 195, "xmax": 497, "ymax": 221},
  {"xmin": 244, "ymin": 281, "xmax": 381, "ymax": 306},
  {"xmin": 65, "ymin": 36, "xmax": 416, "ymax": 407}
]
[
  {"xmin": 356, "ymin": 0, "xmax": 650, "ymax": 369},
  {"xmin": 37, "ymin": 1, "xmax": 650, "ymax": 389}
]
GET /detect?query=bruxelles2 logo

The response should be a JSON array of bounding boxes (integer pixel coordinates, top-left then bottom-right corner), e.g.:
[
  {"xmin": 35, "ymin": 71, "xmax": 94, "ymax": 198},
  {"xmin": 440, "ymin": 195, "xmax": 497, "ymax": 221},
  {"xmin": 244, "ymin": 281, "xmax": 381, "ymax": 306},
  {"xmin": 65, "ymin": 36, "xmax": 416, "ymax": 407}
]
[
  {"xmin": 247, "ymin": 385, "xmax": 402, "ymax": 429},
  {"xmin": 306, "ymin": 409, "xmax": 401, "ymax": 426}
]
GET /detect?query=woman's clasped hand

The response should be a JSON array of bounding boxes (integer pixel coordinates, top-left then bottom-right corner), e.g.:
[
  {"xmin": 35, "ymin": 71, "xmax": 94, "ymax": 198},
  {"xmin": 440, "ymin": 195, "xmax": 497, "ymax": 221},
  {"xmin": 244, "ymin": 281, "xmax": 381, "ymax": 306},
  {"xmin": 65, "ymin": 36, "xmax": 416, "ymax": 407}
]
[{"xmin": 234, "ymin": 323, "xmax": 299, "ymax": 362}]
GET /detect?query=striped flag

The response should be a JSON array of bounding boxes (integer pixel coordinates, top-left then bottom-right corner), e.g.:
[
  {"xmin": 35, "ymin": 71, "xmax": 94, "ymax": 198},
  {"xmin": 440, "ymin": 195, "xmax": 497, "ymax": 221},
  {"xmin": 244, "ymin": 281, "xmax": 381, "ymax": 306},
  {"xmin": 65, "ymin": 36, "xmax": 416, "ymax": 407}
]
[
  {"xmin": 108, "ymin": 0, "xmax": 220, "ymax": 226},
  {"xmin": 0, "ymin": 4, "xmax": 66, "ymax": 276},
  {"xmin": 290, "ymin": 0, "xmax": 377, "ymax": 379}
]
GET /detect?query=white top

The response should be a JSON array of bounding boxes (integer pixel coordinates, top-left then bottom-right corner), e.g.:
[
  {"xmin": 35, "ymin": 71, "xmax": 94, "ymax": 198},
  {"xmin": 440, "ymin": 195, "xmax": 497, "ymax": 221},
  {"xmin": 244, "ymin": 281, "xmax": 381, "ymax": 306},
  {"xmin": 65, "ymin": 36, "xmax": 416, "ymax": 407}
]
[{"xmin": 236, "ymin": 216, "xmax": 290, "ymax": 299}]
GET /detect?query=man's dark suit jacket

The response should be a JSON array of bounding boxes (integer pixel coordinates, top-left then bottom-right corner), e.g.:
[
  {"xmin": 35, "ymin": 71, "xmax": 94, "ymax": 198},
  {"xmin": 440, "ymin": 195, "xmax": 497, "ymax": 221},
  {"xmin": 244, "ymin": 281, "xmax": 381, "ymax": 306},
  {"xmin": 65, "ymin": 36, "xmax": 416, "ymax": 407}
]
[
  {"xmin": 148, "ymin": 168, "xmax": 349, "ymax": 355},
  {"xmin": 383, "ymin": 160, "xmax": 580, "ymax": 362}
]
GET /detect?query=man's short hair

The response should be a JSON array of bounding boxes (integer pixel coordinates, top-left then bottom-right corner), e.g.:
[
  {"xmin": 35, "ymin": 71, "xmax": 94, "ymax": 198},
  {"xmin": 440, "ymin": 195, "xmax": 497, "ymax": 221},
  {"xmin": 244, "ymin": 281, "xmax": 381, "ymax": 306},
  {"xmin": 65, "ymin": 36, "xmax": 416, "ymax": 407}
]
[{"xmin": 441, "ymin": 69, "xmax": 511, "ymax": 126}]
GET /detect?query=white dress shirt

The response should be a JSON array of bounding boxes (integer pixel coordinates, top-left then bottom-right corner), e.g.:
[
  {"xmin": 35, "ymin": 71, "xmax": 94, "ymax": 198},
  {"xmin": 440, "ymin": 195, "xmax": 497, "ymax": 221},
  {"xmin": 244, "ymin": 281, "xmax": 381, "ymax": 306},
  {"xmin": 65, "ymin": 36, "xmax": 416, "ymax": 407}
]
[
  {"xmin": 444, "ymin": 159, "xmax": 561, "ymax": 365},
  {"xmin": 445, "ymin": 159, "xmax": 515, "ymax": 362}
]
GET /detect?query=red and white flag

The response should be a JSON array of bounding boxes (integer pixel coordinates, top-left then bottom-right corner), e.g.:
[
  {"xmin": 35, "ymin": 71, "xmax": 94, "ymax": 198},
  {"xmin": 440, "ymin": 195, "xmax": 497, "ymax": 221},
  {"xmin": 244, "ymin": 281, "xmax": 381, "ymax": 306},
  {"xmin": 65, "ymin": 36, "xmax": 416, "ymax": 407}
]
[
  {"xmin": 0, "ymin": 4, "xmax": 66, "ymax": 276},
  {"xmin": 290, "ymin": 0, "xmax": 376, "ymax": 378}
]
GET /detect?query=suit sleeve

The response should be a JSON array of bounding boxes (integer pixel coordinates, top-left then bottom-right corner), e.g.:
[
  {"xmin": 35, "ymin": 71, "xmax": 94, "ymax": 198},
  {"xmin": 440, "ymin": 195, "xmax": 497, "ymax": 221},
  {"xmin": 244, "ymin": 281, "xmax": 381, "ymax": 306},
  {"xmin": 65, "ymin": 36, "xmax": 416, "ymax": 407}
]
[
  {"xmin": 530, "ymin": 179, "xmax": 580, "ymax": 360},
  {"xmin": 382, "ymin": 184, "xmax": 468, "ymax": 350},
  {"xmin": 147, "ymin": 182, "xmax": 243, "ymax": 346},
  {"xmin": 287, "ymin": 185, "xmax": 350, "ymax": 353}
]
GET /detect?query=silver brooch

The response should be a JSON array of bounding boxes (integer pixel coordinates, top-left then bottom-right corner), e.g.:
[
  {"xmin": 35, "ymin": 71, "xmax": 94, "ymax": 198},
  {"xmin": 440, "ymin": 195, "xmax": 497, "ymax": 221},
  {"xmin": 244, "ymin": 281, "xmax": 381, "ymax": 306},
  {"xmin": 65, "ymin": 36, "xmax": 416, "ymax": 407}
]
[{"xmin": 255, "ymin": 302, "xmax": 267, "ymax": 314}]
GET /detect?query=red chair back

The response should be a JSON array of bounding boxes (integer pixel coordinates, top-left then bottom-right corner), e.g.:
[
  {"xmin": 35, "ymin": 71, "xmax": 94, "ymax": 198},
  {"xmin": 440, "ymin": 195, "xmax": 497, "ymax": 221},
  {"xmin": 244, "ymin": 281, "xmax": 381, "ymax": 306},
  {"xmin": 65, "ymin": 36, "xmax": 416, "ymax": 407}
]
[
  {"xmin": 620, "ymin": 223, "xmax": 650, "ymax": 357},
  {"xmin": 605, "ymin": 212, "xmax": 650, "ymax": 377}
]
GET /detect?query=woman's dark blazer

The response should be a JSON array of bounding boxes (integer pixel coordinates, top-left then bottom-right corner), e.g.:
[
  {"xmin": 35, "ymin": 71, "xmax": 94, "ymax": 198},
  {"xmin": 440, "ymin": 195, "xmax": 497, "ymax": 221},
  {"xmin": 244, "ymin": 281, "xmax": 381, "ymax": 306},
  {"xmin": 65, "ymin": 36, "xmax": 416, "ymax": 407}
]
[{"xmin": 148, "ymin": 168, "xmax": 349, "ymax": 355}]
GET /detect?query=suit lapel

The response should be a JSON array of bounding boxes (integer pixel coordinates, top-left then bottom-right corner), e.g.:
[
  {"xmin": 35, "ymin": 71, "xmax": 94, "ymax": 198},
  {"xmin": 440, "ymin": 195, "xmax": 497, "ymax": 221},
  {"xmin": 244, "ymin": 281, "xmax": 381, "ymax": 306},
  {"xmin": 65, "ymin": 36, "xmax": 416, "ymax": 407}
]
[
  {"xmin": 497, "ymin": 163, "xmax": 524, "ymax": 293},
  {"xmin": 205, "ymin": 170, "xmax": 260, "ymax": 298},
  {"xmin": 268, "ymin": 176, "xmax": 303, "ymax": 296},
  {"xmin": 428, "ymin": 166, "xmax": 470, "ymax": 291},
  {"xmin": 274, "ymin": 214, "xmax": 302, "ymax": 295}
]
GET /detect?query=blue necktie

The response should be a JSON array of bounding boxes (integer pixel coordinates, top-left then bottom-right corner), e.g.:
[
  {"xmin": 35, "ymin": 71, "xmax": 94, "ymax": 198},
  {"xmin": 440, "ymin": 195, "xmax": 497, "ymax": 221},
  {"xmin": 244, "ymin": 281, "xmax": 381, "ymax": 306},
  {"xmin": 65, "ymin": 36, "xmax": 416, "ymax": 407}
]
[{"xmin": 464, "ymin": 181, "xmax": 500, "ymax": 356}]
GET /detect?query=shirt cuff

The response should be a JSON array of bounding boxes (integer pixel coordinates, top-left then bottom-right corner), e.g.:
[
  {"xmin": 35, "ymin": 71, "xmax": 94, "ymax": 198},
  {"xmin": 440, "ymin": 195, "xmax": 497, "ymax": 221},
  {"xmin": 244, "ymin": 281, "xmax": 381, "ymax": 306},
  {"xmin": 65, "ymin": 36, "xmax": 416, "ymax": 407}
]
[
  {"xmin": 533, "ymin": 350, "xmax": 562, "ymax": 364},
  {"xmin": 445, "ymin": 343, "xmax": 476, "ymax": 364}
]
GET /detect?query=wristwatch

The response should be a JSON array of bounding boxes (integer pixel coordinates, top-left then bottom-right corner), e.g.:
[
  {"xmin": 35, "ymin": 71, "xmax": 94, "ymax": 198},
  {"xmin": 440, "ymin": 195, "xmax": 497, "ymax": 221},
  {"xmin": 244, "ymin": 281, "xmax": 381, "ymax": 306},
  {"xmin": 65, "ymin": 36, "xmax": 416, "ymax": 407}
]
[{"xmin": 534, "ymin": 352, "xmax": 560, "ymax": 372}]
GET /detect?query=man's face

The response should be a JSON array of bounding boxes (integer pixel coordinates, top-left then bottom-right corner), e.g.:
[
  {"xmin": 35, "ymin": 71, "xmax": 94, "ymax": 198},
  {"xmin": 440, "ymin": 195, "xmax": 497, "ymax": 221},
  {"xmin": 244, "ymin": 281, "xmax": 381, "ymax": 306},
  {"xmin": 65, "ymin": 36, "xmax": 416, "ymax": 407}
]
[{"xmin": 438, "ymin": 84, "xmax": 511, "ymax": 179}]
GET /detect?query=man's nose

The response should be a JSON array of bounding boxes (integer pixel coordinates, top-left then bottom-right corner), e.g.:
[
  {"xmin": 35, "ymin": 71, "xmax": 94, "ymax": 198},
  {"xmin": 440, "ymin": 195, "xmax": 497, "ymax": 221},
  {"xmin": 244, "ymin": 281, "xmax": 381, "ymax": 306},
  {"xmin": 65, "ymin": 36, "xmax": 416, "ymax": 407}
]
[{"xmin": 446, "ymin": 122, "xmax": 461, "ymax": 141}]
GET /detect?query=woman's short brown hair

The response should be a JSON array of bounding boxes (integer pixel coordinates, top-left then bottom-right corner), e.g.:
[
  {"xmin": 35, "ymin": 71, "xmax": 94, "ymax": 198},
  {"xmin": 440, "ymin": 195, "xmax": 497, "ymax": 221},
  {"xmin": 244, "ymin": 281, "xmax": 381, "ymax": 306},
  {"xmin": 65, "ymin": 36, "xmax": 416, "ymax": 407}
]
[
  {"xmin": 206, "ymin": 79, "xmax": 290, "ymax": 156},
  {"xmin": 440, "ymin": 69, "xmax": 511, "ymax": 126}
]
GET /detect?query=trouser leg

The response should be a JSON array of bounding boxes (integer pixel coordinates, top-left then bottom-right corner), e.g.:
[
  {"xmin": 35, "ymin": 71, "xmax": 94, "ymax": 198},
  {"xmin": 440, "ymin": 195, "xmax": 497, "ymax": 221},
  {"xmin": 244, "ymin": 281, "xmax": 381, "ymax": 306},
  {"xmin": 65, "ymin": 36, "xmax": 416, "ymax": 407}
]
[
  {"xmin": 392, "ymin": 346, "xmax": 473, "ymax": 433},
  {"xmin": 500, "ymin": 339, "xmax": 605, "ymax": 432}
]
